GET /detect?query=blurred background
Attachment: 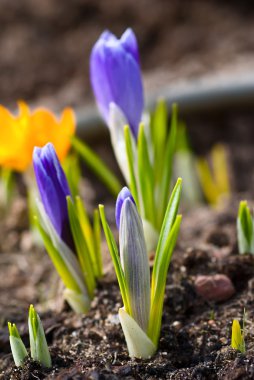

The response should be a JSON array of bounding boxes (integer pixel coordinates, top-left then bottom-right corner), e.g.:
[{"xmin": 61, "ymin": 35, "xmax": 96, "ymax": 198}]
[{"xmin": 1, "ymin": 0, "xmax": 254, "ymax": 109}]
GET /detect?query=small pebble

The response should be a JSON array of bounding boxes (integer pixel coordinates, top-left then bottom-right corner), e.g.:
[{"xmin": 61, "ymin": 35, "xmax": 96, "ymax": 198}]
[
  {"xmin": 194, "ymin": 274, "xmax": 235, "ymax": 302},
  {"xmin": 172, "ymin": 321, "xmax": 182, "ymax": 330}
]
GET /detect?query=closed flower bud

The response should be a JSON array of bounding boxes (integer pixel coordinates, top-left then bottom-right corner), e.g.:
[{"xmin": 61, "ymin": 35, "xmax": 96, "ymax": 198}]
[
  {"xmin": 115, "ymin": 186, "xmax": 135, "ymax": 229},
  {"xmin": 33, "ymin": 143, "xmax": 74, "ymax": 249},
  {"xmin": 119, "ymin": 197, "xmax": 150, "ymax": 332},
  {"xmin": 90, "ymin": 28, "xmax": 144, "ymax": 138}
]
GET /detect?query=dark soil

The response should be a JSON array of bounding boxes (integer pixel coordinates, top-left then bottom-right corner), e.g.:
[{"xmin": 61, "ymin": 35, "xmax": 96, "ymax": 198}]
[
  {"xmin": 2, "ymin": 0, "xmax": 254, "ymax": 109},
  {"xmin": 1, "ymin": 186, "xmax": 254, "ymax": 379}
]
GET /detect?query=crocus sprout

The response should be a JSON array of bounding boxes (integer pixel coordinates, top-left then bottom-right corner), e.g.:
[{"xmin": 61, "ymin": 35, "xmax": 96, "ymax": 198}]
[
  {"xmin": 8, "ymin": 323, "xmax": 28, "ymax": 367},
  {"xmin": 8, "ymin": 305, "xmax": 51, "ymax": 368},
  {"xmin": 196, "ymin": 144, "xmax": 231, "ymax": 207},
  {"xmin": 33, "ymin": 143, "xmax": 102, "ymax": 314},
  {"xmin": 28, "ymin": 305, "xmax": 52, "ymax": 368},
  {"xmin": 231, "ymin": 319, "xmax": 246, "ymax": 354},
  {"xmin": 0, "ymin": 101, "xmax": 75, "ymax": 172},
  {"xmin": 99, "ymin": 178, "xmax": 182, "ymax": 358},
  {"xmin": 237, "ymin": 200, "xmax": 254, "ymax": 254}
]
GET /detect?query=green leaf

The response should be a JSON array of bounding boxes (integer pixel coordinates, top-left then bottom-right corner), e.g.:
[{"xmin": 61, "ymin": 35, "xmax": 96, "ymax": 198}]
[
  {"xmin": 71, "ymin": 135, "xmax": 121, "ymax": 197},
  {"xmin": 137, "ymin": 123, "xmax": 156, "ymax": 227},
  {"xmin": 35, "ymin": 200, "xmax": 91, "ymax": 313},
  {"xmin": 239, "ymin": 201, "xmax": 253, "ymax": 245},
  {"xmin": 154, "ymin": 178, "xmax": 182, "ymax": 270},
  {"xmin": 67, "ymin": 196, "xmax": 96, "ymax": 297},
  {"xmin": 124, "ymin": 125, "xmax": 140, "ymax": 211},
  {"xmin": 99, "ymin": 205, "xmax": 130, "ymax": 314},
  {"xmin": 151, "ymin": 99, "xmax": 167, "ymax": 183},
  {"xmin": 28, "ymin": 305, "xmax": 52, "ymax": 368},
  {"xmin": 237, "ymin": 200, "xmax": 254, "ymax": 254},
  {"xmin": 8, "ymin": 322, "xmax": 28, "ymax": 367},
  {"xmin": 34, "ymin": 217, "xmax": 82, "ymax": 294},
  {"xmin": 149, "ymin": 215, "xmax": 182, "ymax": 346},
  {"xmin": 158, "ymin": 103, "xmax": 178, "ymax": 225},
  {"xmin": 93, "ymin": 209, "xmax": 103, "ymax": 278},
  {"xmin": 75, "ymin": 196, "xmax": 101, "ymax": 278},
  {"xmin": 63, "ymin": 153, "xmax": 81, "ymax": 197},
  {"xmin": 148, "ymin": 178, "xmax": 182, "ymax": 346}
]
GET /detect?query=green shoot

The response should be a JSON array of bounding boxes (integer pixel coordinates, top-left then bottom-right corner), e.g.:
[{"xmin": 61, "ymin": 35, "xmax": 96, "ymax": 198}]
[
  {"xmin": 231, "ymin": 318, "xmax": 246, "ymax": 354},
  {"xmin": 8, "ymin": 306, "xmax": 51, "ymax": 368},
  {"xmin": 237, "ymin": 200, "xmax": 254, "ymax": 254},
  {"xmin": 196, "ymin": 144, "xmax": 231, "ymax": 207},
  {"xmin": 28, "ymin": 305, "xmax": 52, "ymax": 368},
  {"xmin": 121, "ymin": 103, "xmax": 178, "ymax": 250},
  {"xmin": 8, "ymin": 322, "xmax": 28, "ymax": 367},
  {"xmin": 73, "ymin": 101, "xmax": 179, "ymax": 252}
]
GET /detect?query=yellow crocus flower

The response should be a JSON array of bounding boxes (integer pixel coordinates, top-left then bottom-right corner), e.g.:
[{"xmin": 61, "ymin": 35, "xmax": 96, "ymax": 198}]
[{"xmin": 0, "ymin": 101, "xmax": 75, "ymax": 172}]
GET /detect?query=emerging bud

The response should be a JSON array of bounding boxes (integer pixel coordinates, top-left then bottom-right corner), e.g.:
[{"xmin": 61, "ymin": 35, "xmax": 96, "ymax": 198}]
[
  {"xmin": 115, "ymin": 186, "xmax": 135, "ymax": 229},
  {"xmin": 28, "ymin": 305, "xmax": 52, "ymax": 368}
]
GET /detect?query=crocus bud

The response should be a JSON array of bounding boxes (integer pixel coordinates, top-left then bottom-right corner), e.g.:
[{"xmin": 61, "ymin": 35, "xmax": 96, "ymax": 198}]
[
  {"xmin": 119, "ymin": 197, "xmax": 150, "ymax": 332},
  {"xmin": 115, "ymin": 186, "xmax": 135, "ymax": 229},
  {"xmin": 90, "ymin": 28, "xmax": 144, "ymax": 138},
  {"xmin": 33, "ymin": 143, "xmax": 73, "ymax": 249}
]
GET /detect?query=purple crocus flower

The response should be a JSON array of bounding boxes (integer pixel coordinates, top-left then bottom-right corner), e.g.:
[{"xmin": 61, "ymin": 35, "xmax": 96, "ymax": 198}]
[
  {"xmin": 33, "ymin": 143, "xmax": 74, "ymax": 250},
  {"xmin": 115, "ymin": 187, "xmax": 135, "ymax": 229},
  {"xmin": 90, "ymin": 28, "xmax": 144, "ymax": 138}
]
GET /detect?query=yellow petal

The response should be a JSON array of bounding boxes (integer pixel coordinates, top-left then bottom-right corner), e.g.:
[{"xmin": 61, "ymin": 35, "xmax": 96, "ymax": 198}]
[
  {"xmin": 30, "ymin": 107, "xmax": 76, "ymax": 161},
  {"xmin": 0, "ymin": 103, "xmax": 76, "ymax": 171}
]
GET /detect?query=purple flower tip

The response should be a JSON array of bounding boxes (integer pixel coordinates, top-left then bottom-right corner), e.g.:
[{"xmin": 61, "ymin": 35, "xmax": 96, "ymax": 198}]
[
  {"xmin": 33, "ymin": 143, "xmax": 74, "ymax": 249},
  {"xmin": 90, "ymin": 28, "xmax": 144, "ymax": 138},
  {"xmin": 115, "ymin": 187, "xmax": 135, "ymax": 229}
]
